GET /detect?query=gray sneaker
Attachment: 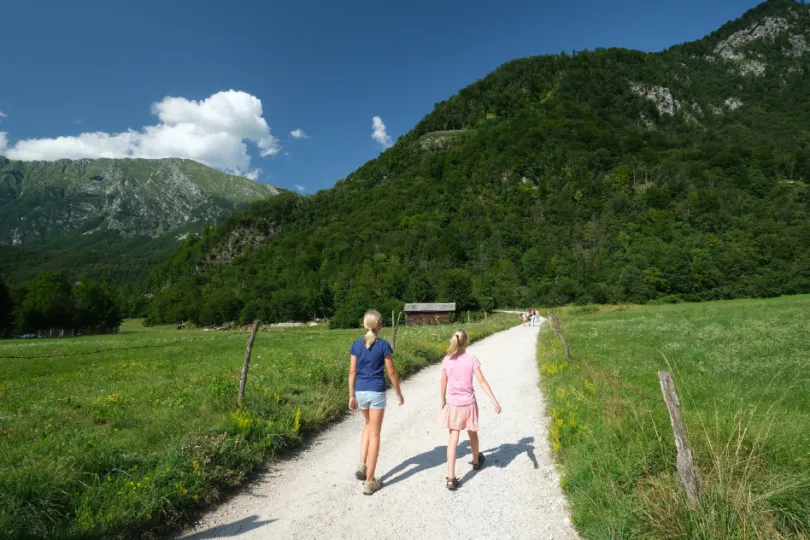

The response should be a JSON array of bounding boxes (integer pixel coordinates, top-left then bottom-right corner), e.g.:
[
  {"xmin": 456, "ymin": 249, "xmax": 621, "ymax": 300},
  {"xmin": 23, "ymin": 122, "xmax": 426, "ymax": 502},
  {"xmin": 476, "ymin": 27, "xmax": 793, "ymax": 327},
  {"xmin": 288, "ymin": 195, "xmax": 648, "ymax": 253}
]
[
  {"xmin": 355, "ymin": 463, "xmax": 367, "ymax": 481},
  {"xmin": 363, "ymin": 478, "xmax": 382, "ymax": 495}
]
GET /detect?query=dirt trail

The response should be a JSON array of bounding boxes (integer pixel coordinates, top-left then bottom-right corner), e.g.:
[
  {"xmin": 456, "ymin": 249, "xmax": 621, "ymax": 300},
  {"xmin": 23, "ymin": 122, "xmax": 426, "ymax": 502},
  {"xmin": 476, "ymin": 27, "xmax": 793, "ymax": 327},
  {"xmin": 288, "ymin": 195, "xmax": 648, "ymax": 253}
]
[{"xmin": 179, "ymin": 323, "xmax": 579, "ymax": 540}]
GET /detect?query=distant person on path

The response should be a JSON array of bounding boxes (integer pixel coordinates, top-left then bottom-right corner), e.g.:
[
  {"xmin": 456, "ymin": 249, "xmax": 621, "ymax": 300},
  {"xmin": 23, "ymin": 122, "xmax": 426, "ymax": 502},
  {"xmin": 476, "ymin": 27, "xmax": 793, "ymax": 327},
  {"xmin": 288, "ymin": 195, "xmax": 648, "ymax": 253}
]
[
  {"xmin": 439, "ymin": 329, "xmax": 501, "ymax": 490},
  {"xmin": 348, "ymin": 310, "xmax": 404, "ymax": 495}
]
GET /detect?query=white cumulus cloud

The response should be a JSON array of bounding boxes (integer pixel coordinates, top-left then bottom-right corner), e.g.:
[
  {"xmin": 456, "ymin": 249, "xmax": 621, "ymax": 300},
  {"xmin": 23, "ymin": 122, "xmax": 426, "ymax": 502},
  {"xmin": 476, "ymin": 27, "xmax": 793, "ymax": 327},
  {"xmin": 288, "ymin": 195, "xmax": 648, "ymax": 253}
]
[
  {"xmin": 2, "ymin": 90, "xmax": 280, "ymax": 175},
  {"xmin": 243, "ymin": 169, "xmax": 262, "ymax": 181},
  {"xmin": 371, "ymin": 116, "xmax": 392, "ymax": 149},
  {"xmin": 292, "ymin": 184, "xmax": 306, "ymax": 193},
  {"xmin": 289, "ymin": 128, "xmax": 308, "ymax": 139}
]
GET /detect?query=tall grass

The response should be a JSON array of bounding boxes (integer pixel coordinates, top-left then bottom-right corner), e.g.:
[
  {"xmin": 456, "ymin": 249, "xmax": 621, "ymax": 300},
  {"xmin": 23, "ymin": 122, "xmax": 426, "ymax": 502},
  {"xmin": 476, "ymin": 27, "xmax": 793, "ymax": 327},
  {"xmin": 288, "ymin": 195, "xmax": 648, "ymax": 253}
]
[
  {"xmin": 537, "ymin": 296, "xmax": 810, "ymax": 539},
  {"xmin": 0, "ymin": 316, "xmax": 514, "ymax": 538}
]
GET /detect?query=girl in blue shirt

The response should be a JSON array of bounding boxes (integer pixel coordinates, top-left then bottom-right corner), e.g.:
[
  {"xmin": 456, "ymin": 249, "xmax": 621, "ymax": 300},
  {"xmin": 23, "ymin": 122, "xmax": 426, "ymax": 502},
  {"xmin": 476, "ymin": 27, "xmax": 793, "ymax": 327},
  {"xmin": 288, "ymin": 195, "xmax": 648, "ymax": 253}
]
[{"xmin": 348, "ymin": 310, "xmax": 404, "ymax": 495}]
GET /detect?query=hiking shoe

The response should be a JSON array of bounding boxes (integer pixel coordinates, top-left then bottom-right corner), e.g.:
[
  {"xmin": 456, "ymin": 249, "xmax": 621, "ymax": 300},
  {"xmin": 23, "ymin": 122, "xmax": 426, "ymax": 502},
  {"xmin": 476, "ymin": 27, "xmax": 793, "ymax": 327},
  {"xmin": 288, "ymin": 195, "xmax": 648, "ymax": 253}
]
[
  {"xmin": 355, "ymin": 463, "xmax": 367, "ymax": 481},
  {"xmin": 472, "ymin": 453, "xmax": 486, "ymax": 471},
  {"xmin": 446, "ymin": 477, "xmax": 460, "ymax": 491},
  {"xmin": 363, "ymin": 478, "xmax": 382, "ymax": 495}
]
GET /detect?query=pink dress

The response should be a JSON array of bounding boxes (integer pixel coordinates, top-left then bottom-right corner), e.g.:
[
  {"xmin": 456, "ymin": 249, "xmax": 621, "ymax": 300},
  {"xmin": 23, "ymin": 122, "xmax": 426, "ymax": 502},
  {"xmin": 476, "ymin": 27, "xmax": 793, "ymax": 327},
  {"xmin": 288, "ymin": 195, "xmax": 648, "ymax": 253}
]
[{"xmin": 438, "ymin": 353, "xmax": 481, "ymax": 431}]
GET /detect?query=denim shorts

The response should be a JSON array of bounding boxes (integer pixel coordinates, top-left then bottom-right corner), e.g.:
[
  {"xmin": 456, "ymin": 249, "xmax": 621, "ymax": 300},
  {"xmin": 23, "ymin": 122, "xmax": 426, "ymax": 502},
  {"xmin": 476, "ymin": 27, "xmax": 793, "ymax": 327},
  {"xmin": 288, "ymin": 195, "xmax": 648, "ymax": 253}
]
[{"xmin": 356, "ymin": 390, "xmax": 387, "ymax": 410}]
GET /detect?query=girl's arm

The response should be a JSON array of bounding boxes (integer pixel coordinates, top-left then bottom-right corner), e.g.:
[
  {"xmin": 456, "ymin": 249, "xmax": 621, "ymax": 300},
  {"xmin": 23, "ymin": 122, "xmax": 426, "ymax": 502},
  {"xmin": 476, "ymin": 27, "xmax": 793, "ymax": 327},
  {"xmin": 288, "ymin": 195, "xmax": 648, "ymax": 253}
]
[
  {"xmin": 440, "ymin": 368, "xmax": 448, "ymax": 408},
  {"xmin": 384, "ymin": 355, "xmax": 404, "ymax": 405},
  {"xmin": 348, "ymin": 354, "xmax": 358, "ymax": 411},
  {"xmin": 474, "ymin": 368, "xmax": 501, "ymax": 414}
]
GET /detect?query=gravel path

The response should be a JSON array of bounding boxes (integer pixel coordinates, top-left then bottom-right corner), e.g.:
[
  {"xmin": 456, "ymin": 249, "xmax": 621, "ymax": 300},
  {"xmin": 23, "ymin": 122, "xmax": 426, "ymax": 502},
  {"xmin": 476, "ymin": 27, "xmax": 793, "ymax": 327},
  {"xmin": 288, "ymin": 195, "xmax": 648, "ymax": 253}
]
[{"xmin": 179, "ymin": 324, "xmax": 579, "ymax": 540}]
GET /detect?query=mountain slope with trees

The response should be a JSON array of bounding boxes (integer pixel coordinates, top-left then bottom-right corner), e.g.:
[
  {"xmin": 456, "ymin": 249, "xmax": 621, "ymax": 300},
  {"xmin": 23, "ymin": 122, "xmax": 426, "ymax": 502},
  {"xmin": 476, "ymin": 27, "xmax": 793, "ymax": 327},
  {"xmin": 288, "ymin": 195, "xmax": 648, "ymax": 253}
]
[
  {"xmin": 0, "ymin": 158, "xmax": 283, "ymax": 298},
  {"xmin": 144, "ymin": 0, "xmax": 810, "ymax": 326},
  {"xmin": 0, "ymin": 157, "xmax": 280, "ymax": 248}
]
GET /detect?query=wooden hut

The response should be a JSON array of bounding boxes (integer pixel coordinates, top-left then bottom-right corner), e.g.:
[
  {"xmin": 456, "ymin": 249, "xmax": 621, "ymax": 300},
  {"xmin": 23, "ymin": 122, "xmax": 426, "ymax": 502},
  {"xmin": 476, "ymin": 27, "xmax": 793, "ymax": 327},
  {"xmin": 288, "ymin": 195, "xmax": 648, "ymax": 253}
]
[{"xmin": 403, "ymin": 303, "xmax": 456, "ymax": 325}]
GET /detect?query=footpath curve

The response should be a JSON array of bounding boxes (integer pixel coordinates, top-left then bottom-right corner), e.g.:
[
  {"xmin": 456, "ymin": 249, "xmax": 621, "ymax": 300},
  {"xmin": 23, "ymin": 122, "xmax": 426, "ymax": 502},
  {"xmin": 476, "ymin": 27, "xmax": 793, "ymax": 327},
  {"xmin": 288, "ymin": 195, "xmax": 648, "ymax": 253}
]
[{"xmin": 179, "ymin": 324, "xmax": 579, "ymax": 540}]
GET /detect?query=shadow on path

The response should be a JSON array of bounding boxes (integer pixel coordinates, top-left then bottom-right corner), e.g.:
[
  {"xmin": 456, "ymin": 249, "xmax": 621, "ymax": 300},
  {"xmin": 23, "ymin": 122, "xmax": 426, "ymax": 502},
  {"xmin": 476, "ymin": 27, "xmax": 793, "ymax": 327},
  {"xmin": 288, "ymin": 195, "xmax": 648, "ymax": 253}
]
[
  {"xmin": 182, "ymin": 515, "xmax": 276, "ymax": 539},
  {"xmin": 381, "ymin": 441, "xmax": 471, "ymax": 488},
  {"xmin": 459, "ymin": 436, "xmax": 538, "ymax": 486}
]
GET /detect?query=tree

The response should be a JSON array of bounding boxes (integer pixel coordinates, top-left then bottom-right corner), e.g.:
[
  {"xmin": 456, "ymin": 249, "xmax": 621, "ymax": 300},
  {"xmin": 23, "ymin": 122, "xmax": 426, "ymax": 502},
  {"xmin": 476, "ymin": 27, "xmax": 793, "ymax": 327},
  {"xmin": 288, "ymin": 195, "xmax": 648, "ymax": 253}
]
[
  {"xmin": 438, "ymin": 269, "xmax": 478, "ymax": 311},
  {"xmin": 72, "ymin": 279, "xmax": 122, "ymax": 332},
  {"xmin": 0, "ymin": 277, "xmax": 12, "ymax": 337},
  {"xmin": 404, "ymin": 275, "xmax": 434, "ymax": 302},
  {"xmin": 15, "ymin": 272, "xmax": 74, "ymax": 333}
]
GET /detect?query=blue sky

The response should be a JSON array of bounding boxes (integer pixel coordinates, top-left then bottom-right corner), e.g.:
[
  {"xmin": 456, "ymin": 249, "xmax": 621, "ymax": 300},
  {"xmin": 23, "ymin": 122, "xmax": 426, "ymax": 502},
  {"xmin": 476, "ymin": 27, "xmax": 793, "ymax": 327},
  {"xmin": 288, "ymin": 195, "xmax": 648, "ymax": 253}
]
[{"xmin": 0, "ymin": 0, "xmax": 762, "ymax": 194}]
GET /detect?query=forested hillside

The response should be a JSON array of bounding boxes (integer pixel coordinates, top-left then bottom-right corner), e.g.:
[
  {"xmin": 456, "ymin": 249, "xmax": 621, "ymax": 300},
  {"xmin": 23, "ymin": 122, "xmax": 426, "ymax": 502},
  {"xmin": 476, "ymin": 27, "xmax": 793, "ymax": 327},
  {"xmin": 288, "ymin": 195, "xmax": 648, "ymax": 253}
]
[
  {"xmin": 0, "ymin": 157, "xmax": 282, "ymax": 294},
  {"xmin": 143, "ymin": 0, "xmax": 809, "ymax": 326}
]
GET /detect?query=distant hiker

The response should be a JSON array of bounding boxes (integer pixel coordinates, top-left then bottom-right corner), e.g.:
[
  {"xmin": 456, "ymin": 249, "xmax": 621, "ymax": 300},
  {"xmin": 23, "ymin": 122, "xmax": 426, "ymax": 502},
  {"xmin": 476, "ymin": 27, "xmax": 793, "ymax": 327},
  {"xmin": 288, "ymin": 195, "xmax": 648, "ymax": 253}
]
[
  {"xmin": 438, "ymin": 329, "xmax": 501, "ymax": 490},
  {"xmin": 348, "ymin": 309, "xmax": 404, "ymax": 495}
]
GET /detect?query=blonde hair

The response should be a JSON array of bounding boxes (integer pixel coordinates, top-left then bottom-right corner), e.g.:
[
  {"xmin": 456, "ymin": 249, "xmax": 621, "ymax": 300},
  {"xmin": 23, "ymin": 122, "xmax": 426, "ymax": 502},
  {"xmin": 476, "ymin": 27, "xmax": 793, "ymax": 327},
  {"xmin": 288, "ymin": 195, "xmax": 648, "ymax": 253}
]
[
  {"xmin": 363, "ymin": 310, "xmax": 383, "ymax": 349},
  {"xmin": 446, "ymin": 329, "xmax": 469, "ymax": 356}
]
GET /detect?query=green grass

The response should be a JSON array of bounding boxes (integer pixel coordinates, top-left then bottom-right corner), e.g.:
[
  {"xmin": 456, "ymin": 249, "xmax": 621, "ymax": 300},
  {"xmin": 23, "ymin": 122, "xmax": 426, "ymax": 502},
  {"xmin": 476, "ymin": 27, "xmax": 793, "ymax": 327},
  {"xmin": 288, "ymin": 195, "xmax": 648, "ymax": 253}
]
[
  {"xmin": 0, "ymin": 316, "xmax": 514, "ymax": 539},
  {"xmin": 537, "ymin": 296, "xmax": 810, "ymax": 539}
]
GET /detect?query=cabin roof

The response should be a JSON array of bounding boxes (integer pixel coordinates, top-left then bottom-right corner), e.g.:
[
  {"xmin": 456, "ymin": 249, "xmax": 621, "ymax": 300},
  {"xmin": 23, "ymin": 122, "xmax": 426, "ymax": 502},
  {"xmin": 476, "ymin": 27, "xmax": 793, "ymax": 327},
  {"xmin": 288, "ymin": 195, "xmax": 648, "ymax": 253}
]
[{"xmin": 404, "ymin": 303, "xmax": 456, "ymax": 312}]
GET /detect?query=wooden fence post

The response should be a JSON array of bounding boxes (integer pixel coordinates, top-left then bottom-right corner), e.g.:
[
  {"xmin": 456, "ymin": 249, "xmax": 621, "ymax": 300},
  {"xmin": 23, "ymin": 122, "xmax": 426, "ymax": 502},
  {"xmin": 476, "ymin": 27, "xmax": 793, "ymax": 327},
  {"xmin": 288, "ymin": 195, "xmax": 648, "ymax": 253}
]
[
  {"xmin": 546, "ymin": 311, "xmax": 571, "ymax": 363},
  {"xmin": 658, "ymin": 371, "xmax": 701, "ymax": 504},
  {"xmin": 467, "ymin": 311, "xmax": 470, "ymax": 324},
  {"xmin": 391, "ymin": 311, "xmax": 403, "ymax": 351},
  {"xmin": 392, "ymin": 313, "xmax": 399, "ymax": 351},
  {"xmin": 237, "ymin": 320, "xmax": 260, "ymax": 407}
]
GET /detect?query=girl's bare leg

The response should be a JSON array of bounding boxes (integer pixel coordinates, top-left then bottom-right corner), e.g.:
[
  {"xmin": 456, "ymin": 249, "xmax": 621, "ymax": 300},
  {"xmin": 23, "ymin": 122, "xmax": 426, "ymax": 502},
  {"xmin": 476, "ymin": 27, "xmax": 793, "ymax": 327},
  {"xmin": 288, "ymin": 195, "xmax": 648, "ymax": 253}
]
[
  {"xmin": 366, "ymin": 408, "xmax": 385, "ymax": 481},
  {"xmin": 468, "ymin": 430, "xmax": 480, "ymax": 464},
  {"xmin": 359, "ymin": 409, "xmax": 370, "ymax": 464},
  {"xmin": 447, "ymin": 429, "xmax": 461, "ymax": 480}
]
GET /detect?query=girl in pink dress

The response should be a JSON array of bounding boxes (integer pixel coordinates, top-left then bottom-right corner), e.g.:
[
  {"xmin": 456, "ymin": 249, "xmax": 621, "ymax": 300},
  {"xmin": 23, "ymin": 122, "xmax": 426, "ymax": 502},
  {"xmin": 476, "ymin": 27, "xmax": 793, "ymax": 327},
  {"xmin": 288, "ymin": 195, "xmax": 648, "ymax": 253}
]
[{"xmin": 438, "ymin": 329, "xmax": 501, "ymax": 490}]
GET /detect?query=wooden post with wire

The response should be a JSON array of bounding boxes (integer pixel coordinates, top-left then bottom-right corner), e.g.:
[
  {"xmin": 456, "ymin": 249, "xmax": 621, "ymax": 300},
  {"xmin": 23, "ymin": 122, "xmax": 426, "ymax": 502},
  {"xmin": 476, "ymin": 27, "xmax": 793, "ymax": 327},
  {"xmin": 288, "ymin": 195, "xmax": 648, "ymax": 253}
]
[
  {"xmin": 546, "ymin": 311, "xmax": 571, "ymax": 363},
  {"xmin": 237, "ymin": 320, "xmax": 260, "ymax": 407},
  {"xmin": 658, "ymin": 371, "xmax": 701, "ymax": 504},
  {"xmin": 391, "ymin": 311, "xmax": 403, "ymax": 351}
]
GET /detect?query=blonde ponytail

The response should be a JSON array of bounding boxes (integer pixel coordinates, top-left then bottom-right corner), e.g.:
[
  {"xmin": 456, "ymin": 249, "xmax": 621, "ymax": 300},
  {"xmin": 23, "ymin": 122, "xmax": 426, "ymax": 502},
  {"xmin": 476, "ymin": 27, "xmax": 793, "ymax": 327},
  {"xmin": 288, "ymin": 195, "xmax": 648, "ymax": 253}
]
[
  {"xmin": 363, "ymin": 310, "xmax": 383, "ymax": 349},
  {"xmin": 446, "ymin": 329, "xmax": 469, "ymax": 356}
]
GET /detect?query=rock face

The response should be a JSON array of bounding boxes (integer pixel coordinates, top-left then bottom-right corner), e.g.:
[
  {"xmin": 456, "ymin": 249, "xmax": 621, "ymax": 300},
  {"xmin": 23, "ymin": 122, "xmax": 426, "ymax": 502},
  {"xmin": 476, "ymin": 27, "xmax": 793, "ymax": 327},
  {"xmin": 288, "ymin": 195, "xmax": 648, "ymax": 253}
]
[
  {"xmin": 630, "ymin": 83, "xmax": 679, "ymax": 116},
  {"xmin": 419, "ymin": 130, "xmax": 467, "ymax": 150},
  {"xmin": 629, "ymin": 83, "xmax": 706, "ymax": 125},
  {"xmin": 787, "ymin": 34, "xmax": 809, "ymax": 56},
  {"xmin": 708, "ymin": 12, "xmax": 810, "ymax": 76},
  {"xmin": 714, "ymin": 16, "xmax": 790, "ymax": 61},
  {"xmin": 0, "ymin": 157, "xmax": 281, "ymax": 247}
]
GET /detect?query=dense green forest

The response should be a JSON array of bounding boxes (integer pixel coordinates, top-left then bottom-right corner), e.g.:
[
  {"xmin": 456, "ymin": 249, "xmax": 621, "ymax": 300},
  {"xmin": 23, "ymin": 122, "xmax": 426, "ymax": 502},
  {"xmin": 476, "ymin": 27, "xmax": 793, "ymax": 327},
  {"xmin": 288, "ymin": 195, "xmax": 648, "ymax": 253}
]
[
  {"xmin": 141, "ymin": 0, "xmax": 810, "ymax": 328},
  {"xmin": 0, "ymin": 272, "xmax": 122, "ymax": 337},
  {"xmin": 3, "ymin": 1, "xmax": 810, "ymax": 331}
]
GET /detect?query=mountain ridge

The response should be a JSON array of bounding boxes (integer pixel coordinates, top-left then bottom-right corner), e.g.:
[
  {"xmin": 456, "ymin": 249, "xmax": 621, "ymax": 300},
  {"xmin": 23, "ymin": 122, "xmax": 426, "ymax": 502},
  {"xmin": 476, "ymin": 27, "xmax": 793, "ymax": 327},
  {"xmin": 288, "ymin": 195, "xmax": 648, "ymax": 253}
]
[{"xmin": 0, "ymin": 156, "xmax": 281, "ymax": 249}]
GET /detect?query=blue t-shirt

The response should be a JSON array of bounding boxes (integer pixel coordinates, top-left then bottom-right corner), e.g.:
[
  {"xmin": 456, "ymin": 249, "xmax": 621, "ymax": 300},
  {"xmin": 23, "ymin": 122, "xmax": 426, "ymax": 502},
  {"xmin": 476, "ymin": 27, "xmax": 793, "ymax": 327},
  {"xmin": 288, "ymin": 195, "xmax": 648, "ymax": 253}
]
[{"xmin": 350, "ymin": 337, "xmax": 393, "ymax": 392}]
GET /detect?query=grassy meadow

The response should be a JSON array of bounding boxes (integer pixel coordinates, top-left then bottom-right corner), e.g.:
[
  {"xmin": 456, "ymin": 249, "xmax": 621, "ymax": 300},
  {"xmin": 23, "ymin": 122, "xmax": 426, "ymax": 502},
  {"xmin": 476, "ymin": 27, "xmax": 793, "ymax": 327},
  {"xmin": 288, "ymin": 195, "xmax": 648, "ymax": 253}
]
[
  {"xmin": 0, "ymin": 316, "xmax": 514, "ymax": 539},
  {"xmin": 537, "ymin": 296, "xmax": 810, "ymax": 539}
]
